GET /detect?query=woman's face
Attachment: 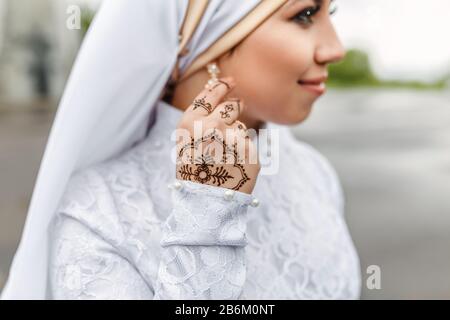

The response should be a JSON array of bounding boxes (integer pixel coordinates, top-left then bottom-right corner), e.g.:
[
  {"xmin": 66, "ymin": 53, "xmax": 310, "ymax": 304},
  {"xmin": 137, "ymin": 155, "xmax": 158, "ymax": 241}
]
[{"xmin": 219, "ymin": 0, "xmax": 345, "ymax": 125}]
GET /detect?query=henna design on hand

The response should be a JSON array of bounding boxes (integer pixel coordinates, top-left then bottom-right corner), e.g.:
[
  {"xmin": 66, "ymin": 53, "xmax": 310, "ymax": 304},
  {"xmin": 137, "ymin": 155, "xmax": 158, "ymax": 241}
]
[
  {"xmin": 208, "ymin": 79, "xmax": 231, "ymax": 92},
  {"xmin": 178, "ymin": 155, "xmax": 234, "ymax": 186},
  {"xmin": 193, "ymin": 96, "xmax": 213, "ymax": 114},
  {"xmin": 220, "ymin": 104, "xmax": 234, "ymax": 119},
  {"xmin": 177, "ymin": 129, "xmax": 250, "ymax": 191}
]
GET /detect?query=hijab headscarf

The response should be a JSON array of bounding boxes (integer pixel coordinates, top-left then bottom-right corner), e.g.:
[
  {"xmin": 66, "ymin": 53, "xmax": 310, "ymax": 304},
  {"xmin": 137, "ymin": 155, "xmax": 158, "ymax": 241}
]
[{"xmin": 1, "ymin": 0, "xmax": 287, "ymax": 299}]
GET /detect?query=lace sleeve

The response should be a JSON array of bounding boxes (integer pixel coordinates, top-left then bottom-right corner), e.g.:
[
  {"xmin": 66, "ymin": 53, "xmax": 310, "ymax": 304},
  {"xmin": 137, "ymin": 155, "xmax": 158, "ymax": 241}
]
[
  {"xmin": 153, "ymin": 180, "xmax": 253, "ymax": 300},
  {"xmin": 50, "ymin": 173, "xmax": 254, "ymax": 300},
  {"xmin": 49, "ymin": 214, "xmax": 153, "ymax": 299}
]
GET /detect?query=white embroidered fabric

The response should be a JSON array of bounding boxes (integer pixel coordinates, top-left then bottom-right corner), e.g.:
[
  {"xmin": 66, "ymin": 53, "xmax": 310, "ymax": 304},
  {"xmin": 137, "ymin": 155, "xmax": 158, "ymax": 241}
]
[{"xmin": 48, "ymin": 100, "xmax": 361, "ymax": 300}]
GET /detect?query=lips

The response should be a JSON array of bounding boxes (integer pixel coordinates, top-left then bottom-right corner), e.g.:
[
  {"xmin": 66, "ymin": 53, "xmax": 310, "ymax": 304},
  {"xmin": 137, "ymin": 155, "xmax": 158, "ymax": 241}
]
[{"xmin": 298, "ymin": 76, "xmax": 328, "ymax": 95}]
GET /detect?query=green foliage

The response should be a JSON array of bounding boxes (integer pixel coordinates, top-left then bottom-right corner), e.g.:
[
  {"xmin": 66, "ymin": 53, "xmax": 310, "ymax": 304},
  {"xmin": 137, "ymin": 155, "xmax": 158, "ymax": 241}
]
[
  {"xmin": 329, "ymin": 49, "xmax": 377, "ymax": 85},
  {"xmin": 80, "ymin": 6, "xmax": 96, "ymax": 36},
  {"xmin": 328, "ymin": 49, "xmax": 448, "ymax": 90}
]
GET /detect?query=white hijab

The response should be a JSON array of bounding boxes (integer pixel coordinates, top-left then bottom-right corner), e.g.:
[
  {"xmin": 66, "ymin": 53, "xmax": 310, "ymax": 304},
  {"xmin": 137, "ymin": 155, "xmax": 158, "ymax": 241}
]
[{"xmin": 1, "ymin": 0, "xmax": 286, "ymax": 299}]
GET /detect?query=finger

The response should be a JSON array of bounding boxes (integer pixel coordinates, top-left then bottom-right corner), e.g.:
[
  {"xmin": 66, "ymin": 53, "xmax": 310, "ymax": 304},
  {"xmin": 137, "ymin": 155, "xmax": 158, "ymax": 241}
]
[
  {"xmin": 225, "ymin": 121, "xmax": 249, "ymax": 147},
  {"xmin": 231, "ymin": 120, "xmax": 250, "ymax": 139},
  {"xmin": 187, "ymin": 77, "xmax": 236, "ymax": 116},
  {"xmin": 210, "ymin": 98, "xmax": 243, "ymax": 125},
  {"xmin": 226, "ymin": 121, "xmax": 253, "ymax": 165}
]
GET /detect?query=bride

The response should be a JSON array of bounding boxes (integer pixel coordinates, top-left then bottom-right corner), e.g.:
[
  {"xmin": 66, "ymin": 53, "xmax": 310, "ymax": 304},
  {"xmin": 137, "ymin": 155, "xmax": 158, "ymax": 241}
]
[{"xmin": 1, "ymin": 0, "xmax": 361, "ymax": 299}]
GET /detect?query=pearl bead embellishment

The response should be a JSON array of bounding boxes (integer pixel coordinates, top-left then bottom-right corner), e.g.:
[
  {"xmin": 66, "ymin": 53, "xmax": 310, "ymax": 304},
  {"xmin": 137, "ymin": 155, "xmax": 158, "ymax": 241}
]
[
  {"xmin": 207, "ymin": 63, "xmax": 219, "ymax": 74},
  {"xmin": 224, "ymin": 190, "xmax": 235, "ymax": 201},
  {"xmin": 172, "ymin": 181, "xmax": 182, "ymax": 190},
  {"xmin": 208, "ymin": 78, "xmax": 218, "ymax": 85},
  {"xmin": 250, "ymin": 198, "xmax": 260, "ymax": 207},
  {"xmin": 205, "ymin": 78, "xmax": 219, "ymax": 90}
]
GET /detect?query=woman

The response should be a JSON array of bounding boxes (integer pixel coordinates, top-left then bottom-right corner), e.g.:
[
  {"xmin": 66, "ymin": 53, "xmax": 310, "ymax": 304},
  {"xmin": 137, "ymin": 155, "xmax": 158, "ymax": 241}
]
[{"xmin": 1, "ymin": 0, "xmax": 361, "ymax": 299}]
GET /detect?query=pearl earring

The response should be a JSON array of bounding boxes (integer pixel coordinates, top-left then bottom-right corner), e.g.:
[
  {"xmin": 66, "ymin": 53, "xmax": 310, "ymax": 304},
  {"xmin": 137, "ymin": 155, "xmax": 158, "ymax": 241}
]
[{"xmin": 205, "ymin": 62, "xmax": 221, "ymax": 90}]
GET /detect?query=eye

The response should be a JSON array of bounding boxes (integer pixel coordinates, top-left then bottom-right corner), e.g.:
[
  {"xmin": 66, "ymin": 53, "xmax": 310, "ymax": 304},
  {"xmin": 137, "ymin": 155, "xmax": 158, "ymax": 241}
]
[
  {"xmin": 292, "ymin": 2, "xmax": 339, "ymax": 26},
  {"xmin": 292, "ymin": 6, "xmax": 321, "ymax": 26}
]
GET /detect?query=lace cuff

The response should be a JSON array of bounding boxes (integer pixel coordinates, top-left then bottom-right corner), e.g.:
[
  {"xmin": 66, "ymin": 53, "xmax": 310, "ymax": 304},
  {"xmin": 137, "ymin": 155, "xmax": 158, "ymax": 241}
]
[{"xmin": 160, "ymin": 180, "xmax": 254, "ymax": 247}]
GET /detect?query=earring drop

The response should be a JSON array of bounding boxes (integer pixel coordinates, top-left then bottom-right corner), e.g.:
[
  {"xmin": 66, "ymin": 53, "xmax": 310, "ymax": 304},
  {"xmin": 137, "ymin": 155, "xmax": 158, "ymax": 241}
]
[{"xmin": 205, "ymin": 62, "xmax": 221, "ymax": 90}]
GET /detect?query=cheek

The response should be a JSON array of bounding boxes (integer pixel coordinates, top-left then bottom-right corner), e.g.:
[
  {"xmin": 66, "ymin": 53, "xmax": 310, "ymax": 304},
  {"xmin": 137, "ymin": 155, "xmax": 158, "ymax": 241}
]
[{"xmin": 228, "ymin": 24, "xmax": 315, "ymax": 122}]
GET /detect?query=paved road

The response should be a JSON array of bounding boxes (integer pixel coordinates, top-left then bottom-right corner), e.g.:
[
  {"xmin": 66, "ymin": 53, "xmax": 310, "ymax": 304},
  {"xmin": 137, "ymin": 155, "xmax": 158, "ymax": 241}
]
[
  {"xmin": 293, "ymin": 89, "xmax": 450, "ymax": 299},
  {"xmin": 0, "ymin": 107, "xmax": 54, "ymax": 292},
  {"xmin": 1, "ymin": 88, "xmax": 449, "ymax": 299}
]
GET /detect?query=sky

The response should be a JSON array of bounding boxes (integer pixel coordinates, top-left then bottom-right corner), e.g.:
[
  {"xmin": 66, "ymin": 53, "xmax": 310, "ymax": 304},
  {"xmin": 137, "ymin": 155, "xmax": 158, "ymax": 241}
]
[
  {"xmin": 77, "ymin": 0, "xmax": 450, "ymax": 82},
  {"xmin": 332, "ymin": 0, "xmax": 450, "ymax": 82}
]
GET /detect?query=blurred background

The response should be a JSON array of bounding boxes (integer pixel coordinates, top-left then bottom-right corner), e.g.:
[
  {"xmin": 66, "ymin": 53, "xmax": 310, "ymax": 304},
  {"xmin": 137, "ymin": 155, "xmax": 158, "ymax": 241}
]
[{"xmin": 0, "ymin": 0, "xmax": 449, "ymax": 299}]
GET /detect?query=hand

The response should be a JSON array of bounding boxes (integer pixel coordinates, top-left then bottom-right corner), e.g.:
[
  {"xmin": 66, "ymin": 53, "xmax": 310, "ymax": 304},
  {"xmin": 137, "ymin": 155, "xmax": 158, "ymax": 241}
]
[{"xmin": 175, "ymin": 77, "xmax": 260, "ymax": 194}]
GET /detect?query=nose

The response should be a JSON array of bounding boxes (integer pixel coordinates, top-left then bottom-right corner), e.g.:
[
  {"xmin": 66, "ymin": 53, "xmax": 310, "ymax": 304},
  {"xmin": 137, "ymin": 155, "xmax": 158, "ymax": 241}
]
[{"xmin": 315, "ymin": 22, "xmax": 346, "ymax": 65}]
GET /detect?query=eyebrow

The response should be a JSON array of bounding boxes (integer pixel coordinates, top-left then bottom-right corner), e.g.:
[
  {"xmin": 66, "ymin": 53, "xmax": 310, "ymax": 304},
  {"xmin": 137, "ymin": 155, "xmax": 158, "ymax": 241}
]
[{"xmin": 287, "ymin": 0, "xmax": 324, "ymax": 8}]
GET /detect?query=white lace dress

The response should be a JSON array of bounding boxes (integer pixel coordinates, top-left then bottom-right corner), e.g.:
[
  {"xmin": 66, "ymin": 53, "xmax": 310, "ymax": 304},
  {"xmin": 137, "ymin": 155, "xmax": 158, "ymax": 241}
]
[{"xmin": 48, "ymin": 99, "xmax": 361, "ymax": 300}]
